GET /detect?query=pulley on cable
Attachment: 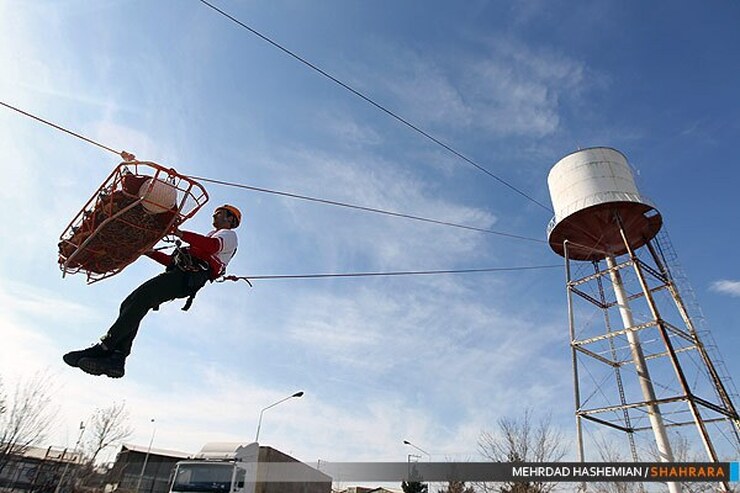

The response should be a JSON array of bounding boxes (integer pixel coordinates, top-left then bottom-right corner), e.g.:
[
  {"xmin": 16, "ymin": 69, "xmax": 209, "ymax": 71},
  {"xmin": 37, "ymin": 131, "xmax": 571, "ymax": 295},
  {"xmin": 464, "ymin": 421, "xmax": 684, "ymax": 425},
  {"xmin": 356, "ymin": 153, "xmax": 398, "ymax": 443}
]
[{"xmin": 57, "ymin": 154, "xmax": 209, "ymax": 284}]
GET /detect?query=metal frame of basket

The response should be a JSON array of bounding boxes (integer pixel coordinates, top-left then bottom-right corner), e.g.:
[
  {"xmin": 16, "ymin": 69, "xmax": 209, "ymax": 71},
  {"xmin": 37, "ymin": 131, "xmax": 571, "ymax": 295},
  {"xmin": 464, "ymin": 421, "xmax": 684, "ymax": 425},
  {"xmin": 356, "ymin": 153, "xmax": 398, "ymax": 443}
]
[{"xmin": 58, "ymin": 161, "xmax": 209, "ymax": 284}]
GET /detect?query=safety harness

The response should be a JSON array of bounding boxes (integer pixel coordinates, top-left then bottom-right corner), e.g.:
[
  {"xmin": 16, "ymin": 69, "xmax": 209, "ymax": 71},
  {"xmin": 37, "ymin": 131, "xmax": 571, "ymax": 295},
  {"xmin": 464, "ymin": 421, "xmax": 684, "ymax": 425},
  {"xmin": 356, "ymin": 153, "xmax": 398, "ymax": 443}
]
[{"xmin": 169, "ymin": 241, "xmax": 212, "ymax": 311}]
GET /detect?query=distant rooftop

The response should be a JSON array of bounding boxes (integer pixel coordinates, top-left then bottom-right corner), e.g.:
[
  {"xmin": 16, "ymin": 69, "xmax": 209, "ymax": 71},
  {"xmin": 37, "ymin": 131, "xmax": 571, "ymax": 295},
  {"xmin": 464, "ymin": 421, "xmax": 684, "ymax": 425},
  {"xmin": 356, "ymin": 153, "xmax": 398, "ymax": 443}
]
[
  {"xmin": 120, "ymin": 443, "xmax": 192, "ymax": 459},
  {"xmin": 7, "ymin": 444, "xmax": 83, "ymax": 463}
]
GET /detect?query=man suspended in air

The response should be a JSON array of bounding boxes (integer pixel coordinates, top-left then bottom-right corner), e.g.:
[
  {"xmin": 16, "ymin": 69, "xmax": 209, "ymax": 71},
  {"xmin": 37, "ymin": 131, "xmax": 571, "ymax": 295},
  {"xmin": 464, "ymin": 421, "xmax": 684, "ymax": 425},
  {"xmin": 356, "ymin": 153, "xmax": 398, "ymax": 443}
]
[{"xmin": 63, "ymin": 204, "xmax": 241, "ymax": 378}]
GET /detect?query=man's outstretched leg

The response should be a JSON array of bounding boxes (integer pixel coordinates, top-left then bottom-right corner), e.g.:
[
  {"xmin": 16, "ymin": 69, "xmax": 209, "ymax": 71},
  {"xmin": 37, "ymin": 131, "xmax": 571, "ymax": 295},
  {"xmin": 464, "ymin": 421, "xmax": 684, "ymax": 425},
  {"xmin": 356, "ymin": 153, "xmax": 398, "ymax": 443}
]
[{"xmin": 64, "ymin": 269, "xmax": 190, "ymax": 378}]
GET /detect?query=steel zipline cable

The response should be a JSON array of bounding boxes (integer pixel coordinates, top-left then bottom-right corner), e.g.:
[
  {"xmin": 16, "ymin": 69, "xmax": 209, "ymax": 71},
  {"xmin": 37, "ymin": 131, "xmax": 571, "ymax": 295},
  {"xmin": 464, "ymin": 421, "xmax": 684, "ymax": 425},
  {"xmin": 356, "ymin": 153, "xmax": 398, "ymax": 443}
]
[
  {"xmin": 189, "ymin": 175, "xmax": 545, "ymax": 243},
  {"xmin": 196, "ymin": 0, "xmax": 554, "ymax": 213},
  {"xmin": 219, "ymin": 264, "xmax": 562, "ymax": 283},
  {"xmin": 1, "ymin": 99, "xmax": 563, "ymax": 282},
  {"xmin": 0, "ymin": 101, "xmax": 128, "ymax": 158},
  {"xmin": 0, "ymin": 99, "xmax": 545, "ymax": 244}
]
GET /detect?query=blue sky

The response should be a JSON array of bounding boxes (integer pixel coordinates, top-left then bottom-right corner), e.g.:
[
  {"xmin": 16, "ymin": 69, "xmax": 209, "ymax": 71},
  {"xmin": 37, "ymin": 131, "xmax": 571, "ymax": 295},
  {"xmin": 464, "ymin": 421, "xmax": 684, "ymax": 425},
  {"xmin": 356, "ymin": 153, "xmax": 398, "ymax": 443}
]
[{"xmin": 1, "ymin": 0, "xmax": 739, "ymax": 472}]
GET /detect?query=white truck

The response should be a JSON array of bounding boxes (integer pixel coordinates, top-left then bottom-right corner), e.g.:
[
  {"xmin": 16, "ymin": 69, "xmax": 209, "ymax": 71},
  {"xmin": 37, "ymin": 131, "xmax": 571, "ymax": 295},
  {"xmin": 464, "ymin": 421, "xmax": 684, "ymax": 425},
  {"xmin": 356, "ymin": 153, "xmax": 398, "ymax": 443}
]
[{"xmin": 169, "ymin": 442, "xmax": 331, "ymax": 493}]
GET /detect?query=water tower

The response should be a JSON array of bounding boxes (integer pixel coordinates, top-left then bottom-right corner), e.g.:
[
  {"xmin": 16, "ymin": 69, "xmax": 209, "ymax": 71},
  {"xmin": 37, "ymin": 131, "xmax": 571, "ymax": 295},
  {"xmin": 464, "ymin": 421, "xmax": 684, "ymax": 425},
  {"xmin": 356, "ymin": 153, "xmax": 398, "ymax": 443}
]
[{"xmin": 547, "ymin": 147, "xmax": 739, "ymax": 493}]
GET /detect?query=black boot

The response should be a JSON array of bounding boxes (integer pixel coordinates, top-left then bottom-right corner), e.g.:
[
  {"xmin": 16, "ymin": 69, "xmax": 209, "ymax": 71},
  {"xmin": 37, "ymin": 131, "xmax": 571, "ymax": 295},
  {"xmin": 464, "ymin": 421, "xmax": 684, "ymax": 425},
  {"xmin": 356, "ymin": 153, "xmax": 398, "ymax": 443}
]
[
  {"xmin": 63, "ymin": 343, "xmax": 111, "ymax": 368},
  {"xmin": 77, "ymin": 351, "xmax": 126, "ymax": 379}
]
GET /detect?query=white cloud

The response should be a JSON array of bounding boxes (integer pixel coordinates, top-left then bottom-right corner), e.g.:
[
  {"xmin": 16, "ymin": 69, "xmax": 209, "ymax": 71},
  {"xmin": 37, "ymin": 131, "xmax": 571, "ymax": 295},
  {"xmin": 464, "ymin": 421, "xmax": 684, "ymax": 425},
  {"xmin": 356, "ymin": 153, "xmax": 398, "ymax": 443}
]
[
  {"xmin": 88, "ymin": 120, "xmax": 164, "ymax": 162},
  {"xmin": 353, "ymin": 36, "xmax": 586, "ymax": 138},
  {"xmin": 381, "ymin": 56, "xmax": 473, "ymax": 128},
  {"xmin": 264, "ymin": 146, "xmax": 497, "ymax": 271},
  {"xmin": 464, "ymin": 37, "xmax": 585, "ymax": 137},
  {"xmin": 317, "ymin": 111, "xmax": 384, "ymax": 148},
  {"xmin": 710, "ymin": 280, "xmax": 740, "ymax": 297},
  {"xmin": 282, "ymin": 283, "xmax": 568, "ymax": 413},
  {"xmin": 0, "ymin": 280, "xmax": 94, "ymax": 323}
]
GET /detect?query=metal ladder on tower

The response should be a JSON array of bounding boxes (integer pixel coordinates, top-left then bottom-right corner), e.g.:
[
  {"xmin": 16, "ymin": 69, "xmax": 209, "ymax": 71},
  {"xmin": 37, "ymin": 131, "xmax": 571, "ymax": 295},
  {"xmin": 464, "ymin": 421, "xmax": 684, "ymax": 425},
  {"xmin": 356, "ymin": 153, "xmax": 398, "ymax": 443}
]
[{"xmin": 653, "ymin": 228, "xmax": 739, "ymax": 403}]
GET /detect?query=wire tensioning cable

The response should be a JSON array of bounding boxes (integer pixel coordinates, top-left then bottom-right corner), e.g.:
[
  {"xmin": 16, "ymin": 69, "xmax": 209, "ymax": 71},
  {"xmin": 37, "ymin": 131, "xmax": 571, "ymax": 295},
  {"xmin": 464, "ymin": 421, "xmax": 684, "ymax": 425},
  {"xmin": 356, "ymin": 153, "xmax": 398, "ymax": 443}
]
[
  {"xmin": 197, "ymin": 0, "xmax": 554, "ymax": 213},
  {"xmin": 189, "ymin": 175, "xmax": 546, "ymax": 243},
  {"xmin": 0, "ymin": 100, "xmax": 544, "ymax": 243},
  {"xmin": 196, "ymin": 0, "xmax": 638, "ymax": 261},
  {"xmin": 0, "ymin": 101, "xmax": 134, "ymax": 161},
  {"xmin": 218, "ymin": 264, "xmax": 561, "ymax": 283}
]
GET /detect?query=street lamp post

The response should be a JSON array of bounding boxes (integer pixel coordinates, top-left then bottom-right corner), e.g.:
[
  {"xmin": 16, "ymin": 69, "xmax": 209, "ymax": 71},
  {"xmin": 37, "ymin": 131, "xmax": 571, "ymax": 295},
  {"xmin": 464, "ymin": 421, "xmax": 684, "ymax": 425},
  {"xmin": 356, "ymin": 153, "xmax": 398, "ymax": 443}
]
[
  {"xmin": 54, "ymin": 421, "xmax": 86, "ymax": 493},
  {"xmin": 136, "ymin": 419, "xmax": 156, "ymax": 493},
  {"xmin": 403, "ymin": 440, "xmax": 431, "ymax": 488},
  {"xmin": 255, "ymin": 391, "xmax": 304, "ymax": 443},
  {"xmin": 403, "ymin": 440, "xmax": 431, "ymax": 461}
]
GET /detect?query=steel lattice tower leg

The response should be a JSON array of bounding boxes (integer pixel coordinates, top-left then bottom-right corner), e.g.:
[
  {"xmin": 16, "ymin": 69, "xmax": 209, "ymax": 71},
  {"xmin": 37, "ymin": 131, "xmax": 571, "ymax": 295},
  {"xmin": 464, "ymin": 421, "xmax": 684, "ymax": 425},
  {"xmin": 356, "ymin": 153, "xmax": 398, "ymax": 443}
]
[{"xmin": 565, "ymin": 214, "xmax": 738, "ymax": 493}]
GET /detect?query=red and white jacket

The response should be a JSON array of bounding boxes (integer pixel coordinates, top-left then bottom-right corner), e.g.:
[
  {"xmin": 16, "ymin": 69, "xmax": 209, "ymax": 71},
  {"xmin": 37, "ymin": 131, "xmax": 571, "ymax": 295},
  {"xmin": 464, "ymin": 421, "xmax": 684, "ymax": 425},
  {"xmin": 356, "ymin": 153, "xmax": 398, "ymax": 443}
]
[{"xmin": 146, "ymin": 229, "xmax": 238, "ymax": 278}]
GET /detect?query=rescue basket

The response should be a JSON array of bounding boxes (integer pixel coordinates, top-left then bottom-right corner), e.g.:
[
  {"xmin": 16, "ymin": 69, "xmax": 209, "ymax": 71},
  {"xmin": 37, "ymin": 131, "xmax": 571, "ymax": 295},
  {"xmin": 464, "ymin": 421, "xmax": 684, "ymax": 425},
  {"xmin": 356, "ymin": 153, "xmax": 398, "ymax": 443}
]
[{"xmin": 58, "ymin": 161, "xmax": 209, "ymax": 284}]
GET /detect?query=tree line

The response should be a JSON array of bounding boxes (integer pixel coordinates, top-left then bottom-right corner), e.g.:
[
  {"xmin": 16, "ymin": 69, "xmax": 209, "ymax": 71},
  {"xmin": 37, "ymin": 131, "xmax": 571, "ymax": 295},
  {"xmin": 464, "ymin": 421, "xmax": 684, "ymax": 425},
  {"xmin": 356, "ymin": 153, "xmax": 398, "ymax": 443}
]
[
  {"xmin": 402, "ymin": 409, "xmax": 565, "ymax": 493},
  {"xmin": 0, "ymin": 372, "xmax": 133, "ymax": 491},
  {"xmin": 401, "ymin": 408, "xmax": 716, "ymax": 493},
  {"xmin": 2, "ymin": 373, "xmax": 717, "ymax": 493}
]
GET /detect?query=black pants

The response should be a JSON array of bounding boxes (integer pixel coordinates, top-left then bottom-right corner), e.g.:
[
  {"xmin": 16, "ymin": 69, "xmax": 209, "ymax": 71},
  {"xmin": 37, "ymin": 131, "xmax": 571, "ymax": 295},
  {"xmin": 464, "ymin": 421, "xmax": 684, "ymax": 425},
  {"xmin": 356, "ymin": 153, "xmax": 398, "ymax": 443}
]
[{"xmin": 101, "ymin": 268, "xmax": 210, "ymax": 355}]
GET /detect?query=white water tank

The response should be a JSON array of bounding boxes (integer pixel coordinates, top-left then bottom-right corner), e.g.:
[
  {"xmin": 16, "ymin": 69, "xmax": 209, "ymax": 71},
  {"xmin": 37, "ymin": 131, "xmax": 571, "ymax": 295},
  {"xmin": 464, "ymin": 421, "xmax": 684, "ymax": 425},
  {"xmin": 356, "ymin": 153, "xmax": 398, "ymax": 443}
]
[{"xmin": 547, "ymin": 147, "xmax": 662, "ymax": 260}]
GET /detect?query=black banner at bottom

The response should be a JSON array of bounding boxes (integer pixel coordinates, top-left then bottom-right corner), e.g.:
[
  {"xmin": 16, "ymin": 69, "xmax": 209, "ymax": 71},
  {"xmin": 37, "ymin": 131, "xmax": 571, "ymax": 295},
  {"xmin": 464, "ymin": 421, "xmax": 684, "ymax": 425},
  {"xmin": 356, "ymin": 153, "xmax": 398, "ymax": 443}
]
[{"xmin": 273, "ymin": 462, "xmax": 735, "ymax": 483}]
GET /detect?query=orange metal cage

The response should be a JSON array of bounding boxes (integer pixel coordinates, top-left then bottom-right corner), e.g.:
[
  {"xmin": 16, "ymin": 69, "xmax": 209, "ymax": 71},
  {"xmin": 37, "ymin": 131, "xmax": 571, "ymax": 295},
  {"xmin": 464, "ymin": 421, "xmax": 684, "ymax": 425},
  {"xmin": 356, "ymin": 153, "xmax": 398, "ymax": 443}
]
[{"xmin": 58, "ymin": 161, "xmax": 209, "ymax": 284}]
